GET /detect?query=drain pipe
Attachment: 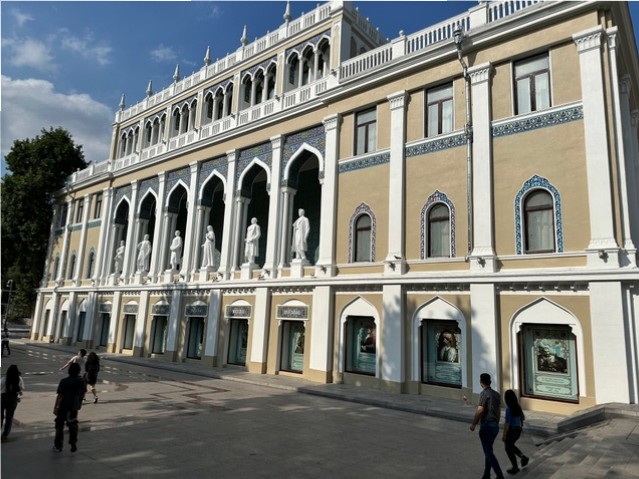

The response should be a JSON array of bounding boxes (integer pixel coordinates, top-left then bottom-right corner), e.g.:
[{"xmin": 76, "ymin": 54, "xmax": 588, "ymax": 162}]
[{"xmin": 453, "ymin": 27, "xmax": 473, "ymax": 262}]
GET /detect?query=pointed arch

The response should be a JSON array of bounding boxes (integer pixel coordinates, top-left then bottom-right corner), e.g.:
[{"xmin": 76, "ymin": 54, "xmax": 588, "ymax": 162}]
[
  {"xmin": 164, "ymin": 180, "xmax": 189, "ymax": 209},
  {"xmin": 338, "ymin": 296, "xmax": 380, "ymax": 376},
  {"xmin": 199, "ymin": 170, "xmax": 227, "ymax": 200},
  {"xmin": 284, "ymin": 143, "xmax": 325, "ymax": 180},
  {"xmin": 237, "ymin": 158, "xmax": 271, "ymax": 194},
  {"xmin": 420, "ymin": 190, "xmax": 456, "ymax": 259},
  {"xmin": 348, "ymin": 203, "xmax": 376, "ymax": 263}
]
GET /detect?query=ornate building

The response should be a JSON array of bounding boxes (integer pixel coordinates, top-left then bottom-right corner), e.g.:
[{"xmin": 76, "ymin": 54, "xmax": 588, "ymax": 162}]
[{"xmin": 32, "ymin": 1, "xmax": 639, "ymax": 415}]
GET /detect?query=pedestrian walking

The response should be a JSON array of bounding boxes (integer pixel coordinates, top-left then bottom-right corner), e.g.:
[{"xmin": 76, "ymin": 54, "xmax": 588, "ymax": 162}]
[
  {"xmin": 502, "ymin": 390, "xmax": 529, "ymax": 474},
  {"xmin": 1, "ymin": 327, "xmax": 10, "ymax": 356},
  {"xmin": 59, "ymin": 348, "xmax": 86, "ymax": 372},
  {"xmin": 470, "ymin": 373, "xmax": 505, "ymax": 479},
  {"xmin": 84, "ymin": 352, "xmax": 100, "ymax": 403},
  {"xmin": 1, "ymin": 364, "xmax": 24, "ymax": 440},
  {"xmin": 53, "ymin": 362, "xmax": 85, "ymax": 453}
]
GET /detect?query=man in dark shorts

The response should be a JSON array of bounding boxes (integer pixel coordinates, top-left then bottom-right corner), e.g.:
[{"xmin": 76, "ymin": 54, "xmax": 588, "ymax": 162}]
[{"xmin": 470, "ymin": 373, "xmax": 504, "ymax": 479}]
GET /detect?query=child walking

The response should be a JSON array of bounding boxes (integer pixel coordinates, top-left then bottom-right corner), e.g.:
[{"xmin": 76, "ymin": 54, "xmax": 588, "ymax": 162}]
[{"xmin": 502, "ymin": 389, "xmax": 529, "ymax": 474}]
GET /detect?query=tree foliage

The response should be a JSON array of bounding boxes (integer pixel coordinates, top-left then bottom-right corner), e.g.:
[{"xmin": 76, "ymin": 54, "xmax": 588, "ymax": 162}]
[{"xmin": 1, "ymin": 128, "xmax": 87, "ymax": 319}]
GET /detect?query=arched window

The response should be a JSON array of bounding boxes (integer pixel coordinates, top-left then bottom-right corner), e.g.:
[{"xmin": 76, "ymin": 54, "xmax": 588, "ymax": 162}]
[
  {"xmin": 524, "ymin": 190, "xmax": 555, "ymax": 253},
  {"xmin": 215, "ymin": 88, "xmax": 225, "ymax": 119},
  {"xmin": 68, "ymin": 253, "xmax": 76, "ymax": 280},
  {"xmin": 354, "ymin": 214, "xmax": 372, "ymax": 262},
  {"xmin": 203, "ymin": 93, "xmax": 214, "ymax": 123},
  {"xmin": 172, "ymin": 109, "xmax": 181, "ymax": 137},
  {"xmin": 53, "ymin": 254, "xmax": 60, "ymax": 281},
  {"xmin": 86, "ymin": 250, "xmax": 95, "ymax": 279},
  {"xmin": 428, "ymin": 204, "xmax": 450, "ymax": 258},
  {"xmin": 243, "ymin": 76, "xmax": 252, "ymax": 106},
  {"xmin": 288, "ymin": 56, "xmax": 299, "ymax": 87},
  {"xmin": 266, "ymin": 65, "xmax": 276, "ymax": 99},
  {"xmin": 254, "ymin": 70, "xmax": 264, "ymax": 105}
]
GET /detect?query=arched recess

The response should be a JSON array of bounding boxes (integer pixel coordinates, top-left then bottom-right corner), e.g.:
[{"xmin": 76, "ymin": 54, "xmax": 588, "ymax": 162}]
[
  {"xmin": 348, "ymin": 203, "xmax": 376, "ymax": 263},
  {"xmin": 420, "ymin": 190, "xmax": 456, "ymax": 259},
  {"xmin": 238, "ymin": 161, "xmax": 270, "ymax": 267},
  {"xmin": 509, "ymin": 298, "xmax": 586, "ymax": 397},
  {"xmin": 164, "ymin": 182, "xmax": 189, "ymax": 270},
  {"xmin": 284, "ymin": 146, "xmax": 322, "ymax": 264},
  {"xmin": 198, "ymin": 172, "xmax": 226, "ymax": 269},
  {"xmin": 138, "ymin": 191, "xmax": 157, "ymax": 245},
  {"xmin": 42, "ymin": 299, "xmax": 55, "ymax": 336},
  {"xmin": 338, "ymin": 297, "xmax": 381, "ymax": 377},
  {"xmin": 76, "ymin": 299, "xmax": 88, "ymax": 342},
  {"xmin": 225, "ymin": 299, "xmax": 252, "ymax": 367},
  {"xmin": 411, "ymin": 297, "xmax": 468, "ymax": 387}
]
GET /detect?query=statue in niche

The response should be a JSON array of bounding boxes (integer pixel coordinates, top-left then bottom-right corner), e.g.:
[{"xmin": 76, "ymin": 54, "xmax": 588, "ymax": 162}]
[
  {"xmin": 114, "ymin": 240, "xmax": 125, "ymax": 274},
  {"xmin": 292, "ymin": 208, "xmax": 310, "ymax": 261},
  {"xmin": 244, "ymin": 217, "xmax": 261, "ymax": 264},
  {"xmin": 201, "ymin": 225, "xmax": 216, "ymax": 268},
  {"xmin": 169, "ymin": 230, "xmax": 183, "ymax": 271},
  {"xmin": 136, "ymin": 234, "xmax": 152, "ymax": 273}
]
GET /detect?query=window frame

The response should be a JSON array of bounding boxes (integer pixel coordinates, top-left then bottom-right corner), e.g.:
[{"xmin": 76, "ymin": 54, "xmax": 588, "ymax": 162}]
[
  {"xmin": 353, "ymin": 214, "xmax": 372, "ymax": 262},
  {"xmin": 523, "ymin": 189, "xmax": 555, "ymax": 254},
  {"xmin": 354, "ymin": 107, "xmax": 377, "ymax": 155},
  {"xmin": 425, "ymin": 83, "xmax": 454, "ymax": 137},
  {"xmin": 514, "ymin": 53, "xmax": 551, "ymax": 115},
  {"xmin": 93, "ymin": 193, "xmax": 103, "ymax": 219},
  {"xmin": 427, "ymin": 203, "xmax": 451, "ymax": 258}
]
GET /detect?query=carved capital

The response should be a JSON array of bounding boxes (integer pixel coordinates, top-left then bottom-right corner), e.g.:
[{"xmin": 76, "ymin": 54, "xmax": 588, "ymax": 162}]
[
  {"xmin": 573, "ymin": 27, "xmax": 602, "ymax": 53},
  {"xmin": 387, "ymin": 90, "xmax": 407, "ymax": 111},
  {"xmin": 323, "ymin": 113, "xmax": 341, "ymax": 132},
  {"xmin": 468, "ymin": 63, "xmax": 493, "ymax": 85}
]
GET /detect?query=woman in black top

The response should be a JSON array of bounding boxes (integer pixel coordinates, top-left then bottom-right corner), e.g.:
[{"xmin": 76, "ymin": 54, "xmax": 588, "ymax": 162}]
[{"xmin": 84, "ymin": 352, "xmax": 100, "ymax": 403}]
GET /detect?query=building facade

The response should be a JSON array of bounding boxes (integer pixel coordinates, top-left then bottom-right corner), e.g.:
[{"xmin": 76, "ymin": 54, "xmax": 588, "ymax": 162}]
[{"xmin": 32, "ymin": 0, "xmax": 639, "ymax": 415}]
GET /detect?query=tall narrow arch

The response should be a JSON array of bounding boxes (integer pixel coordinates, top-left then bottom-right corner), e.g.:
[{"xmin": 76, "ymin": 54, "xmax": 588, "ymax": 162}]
[
  {"xmin": 348, "ymin": 203, "xmax": 376, "ymax": 263},
  {"xmin": 420, "ymin": 190, "xmax": 456, "ymax": 259}
]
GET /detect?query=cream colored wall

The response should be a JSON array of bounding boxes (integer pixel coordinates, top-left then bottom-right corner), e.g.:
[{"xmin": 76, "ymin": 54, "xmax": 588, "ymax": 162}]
[
  {"xmin": 492, "ymin": 121, "xmax": 590, "ymax": 256},
  {"xmin": 335, "ymin": 164, "xmax": 389, "ymax": 263}
]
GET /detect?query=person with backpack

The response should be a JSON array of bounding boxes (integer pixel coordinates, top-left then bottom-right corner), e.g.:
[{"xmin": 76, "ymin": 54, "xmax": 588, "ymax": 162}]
[
  {"xmin": 1, "ymin": 364, "xmax": 24, "ymax": 440},
  {"xmin": 502, "ymin": 389, "xmax": 530, "ymax": 474}
]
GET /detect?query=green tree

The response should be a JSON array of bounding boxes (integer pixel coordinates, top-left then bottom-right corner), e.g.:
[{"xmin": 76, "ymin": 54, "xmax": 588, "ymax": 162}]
[{"xmin": 1, "ymin": 128, "xmax": 87, "ymax": 320}]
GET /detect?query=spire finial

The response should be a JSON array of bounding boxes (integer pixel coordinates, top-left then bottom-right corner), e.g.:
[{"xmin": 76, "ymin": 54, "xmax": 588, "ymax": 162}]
[
  {"xmin": 173, "ymin": 64, "xmax": 181, "ymax": 83},
  {"xmin": 283, "ymin": 0, "xmax": 292, "ymax": 22},
  {"xmin": 146, "ymin": 80, "xmax": 153, "ymax": 97},
  {"xmin": 241, "ymin": 25, "xmax": 247, "ymax": 46},
  {"xmin": 119, "ymin": 93, "xmax": 126, "ymax": 111},
  {"xmin": 204, "ymin": 45, "xmax": 211, "ymax": 66}
]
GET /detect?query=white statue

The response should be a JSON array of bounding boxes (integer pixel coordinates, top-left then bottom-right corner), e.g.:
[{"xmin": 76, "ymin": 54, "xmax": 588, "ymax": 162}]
[
  {"xmin": 136, "ymin": 234, "xmax": 152, "ymax": 273},
  {"xmin": 114, "ymin": 241, "xmax": 125, "ymax": 274},
  {"xmin": 244, "ymin": 217, "xmax": 261, "ymax": 264},
  {"xmin": 292, "ymin": 208, "xmax": 310, "ymax": 261},
  {"xmin": 169, "ymin": 230, "xmax": 183, "ymax": 271},
  {"xmin": 201, "ymin": 225, "xmax": 216, "ymax": 268}
]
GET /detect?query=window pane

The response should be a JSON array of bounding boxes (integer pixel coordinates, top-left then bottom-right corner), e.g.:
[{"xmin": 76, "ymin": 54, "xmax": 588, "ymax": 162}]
[
  {"xmin": 367, "ymin": 123, "xmax": 377, "ymax": 152},
  {"xmin": 422, "ymin": 320, "xmax": 462, "ymax": 387},
  {"xmin": 442, "ymin": 99, "xmax": 453, "ymax": 134},
  {"xmin": 427, "ymin": 84, "xmax": 453, "ymax": 102},
  {"xmin": 356, "ymin": 125, "xmax": 367, "ymax": 154},
  {"xmin": 357, "ymin": 108, "xmax": 376, "ymax": 125},
  {"xmin": 517, "ymin": 78, "xmax": 531, "ymax": 114},
  {"xmin": 356, "ymin": 229, "xmax": 371, "ymax": 262},
  {"xmin": 535, "ymin": 72, "xmax": 550, "ymax": 110},
  {"xmin": 427, "ymin": 104, "xmax": 439, "ymax": 137},
  {"xmin": 346, "ymin": 316, "xmax": 376, "ymax": 375},
  {"xmin": 527, "ymin": 209, "xmax": 554, "ymax": 252},
  {"xmin": 515, "ymin": 55, "xmax": 548, "ymax": 76}
]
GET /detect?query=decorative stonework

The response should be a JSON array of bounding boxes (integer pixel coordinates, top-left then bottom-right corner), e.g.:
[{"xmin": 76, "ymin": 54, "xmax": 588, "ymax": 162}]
[
  {"xmin": 387, "ymin": 91, "xmax": 407, "ymax": 110},
  {"xmin": 420, "ymin": 190, "xmax": 456, "ymax": 259},
  {"xmin": 282, "ymin": 125, "xmax": 325, "ymax": 179},
  {"xmin": 236, "ymin": 142, "xmax": 272, "ymax": 183},
  {"xmin": 144, "ymin": 111, "xmax": 166, "ymax": 126},
  {"xmin": 514, "ymin": 175, "xmax": 564, "ymax": 254},
  {"xmin": 276, "ymin": 305, "xmax": 309, "ymax": 320},
  {"xmin": 339, "ymin": 152, "xmax": 390, "ymax": 174},
  {"xmin": 198, "ymin": 156, "xmax": 228, "ymax": 191},
  {"xmin": 203, "ymin": 78, "xmax": 234, "ymax": 97},
  {"xmin": 114, "ymin": 184, "xmax": 132, "ymax": 207},
  {"xmin": 348, "ymin": 203, "xmax": 376, "ymax": 263},
  {"xmin": 164, "ymin": 167, "xmax": 190, "ymax": 204},
  {"xmin": 492, "ymin": 105, "xmax": 583, "ymax": 138},
  {"xmin": 185, "ymin": 304, "xmax": 208, "ymax": 316},
  {"xmin": 405, "ymin": 133, "xmax": 466, "ymax": 158},
  {"xmin": 241, "ymin": 56, "xmax": 278, "ymax": 78},
  {"xmin": 573, "ymin": 28, "xmax": 602, "ymax": 53},
  {"xmin": 225, "ymin": 304, "xmax": 252, "ymax": 318},
  {"xmin": 137, "ymin": 177, "xmax": 159, "ymax": 210},
  {"xmin": 123, "ymin": 304, "xmax": 138, "ymax": 314},
  {"xmin": 285, "ymin": 30, "xmax": 331, "ymax": 58},
  {"xmin": 468, "ymin": 64, "xmax": 493, "ymax": 85},
  {"xmin": 98, "ymin": 303, "xmax": 112, "ymax": 313},
  {"xmin": 171, "ymin": 94, "xmax": 198, "ymax": 112},
  {"xmin": 152, "ymin": 303, "xmax": 171, "ymax": 315}
]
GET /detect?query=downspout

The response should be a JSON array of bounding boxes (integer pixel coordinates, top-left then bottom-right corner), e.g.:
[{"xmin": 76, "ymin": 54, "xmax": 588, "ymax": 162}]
[{"xmin": 453, "ymin": 27, "xmax": 473, "ymax": 261}]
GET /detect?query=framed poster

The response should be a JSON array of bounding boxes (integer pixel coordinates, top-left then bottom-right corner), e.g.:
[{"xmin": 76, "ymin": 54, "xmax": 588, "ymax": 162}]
[
  {"xmin": 521, "ymin": 325, "xmax": 578, "ymax": 402},
  {"xmin": 281, "ymin": 321, "xmax": 305, "ymax": 373},
  {"xmin": 346, "ymin": 316, "xmax": 376, "ymax": 375},
  {"xmin": 422, "ymin": 320, "xmax": 461, "ymax": 388}
]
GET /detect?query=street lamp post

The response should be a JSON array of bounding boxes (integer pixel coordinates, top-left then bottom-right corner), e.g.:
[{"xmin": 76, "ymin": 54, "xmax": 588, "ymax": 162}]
[{"xmin": 4, "ymin": 280, "xmax": 14, "ymax": 329}]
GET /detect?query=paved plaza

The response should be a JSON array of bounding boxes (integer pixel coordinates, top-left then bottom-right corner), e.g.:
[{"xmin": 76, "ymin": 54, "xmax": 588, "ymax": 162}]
[{"xmin": 1, "ymin": 337, "xmax": 638, "ymax": 478}]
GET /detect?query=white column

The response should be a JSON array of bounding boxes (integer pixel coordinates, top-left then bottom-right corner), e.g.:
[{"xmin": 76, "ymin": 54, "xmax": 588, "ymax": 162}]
[
  {"xmin": 316, "ymin": 114, "xmax": 340, "ymax": 277},
  {"xmin": 204, "ymin": 290, "xmax": 222, "ymax": 359},
  {"xmin": 629, "ymin": 110, "xmax": 639, "ymax": 250},
  {"xmin": 95, "ymin": 188, "xmax": 114, "ymax": 284},
  {"xmin": 192, "ymin": 205, "xmax": 207, "ymax": 275},
  {"xmin": 74, "ymin": 194, "xmax": 91, "ymax": 284},
  {"xmin": 149, "ymin": 172, "xmax": 167, "ymax": 281},
  {"xmin": 62, "ymin": 292, "xmax": 77, "ymax": 341},
  {"xmin": 607, "ymin": 29, "xmax": 636, "ymax": 263},
  {"xmin": 31, "ymin": 293, "xmax": 45, "ymax": 340},
  {"xmin": 278, "ymin": 188, "xmax": 294, "ymax": 271},
  {"xmin": 263, "ymin": 135, "xmax": 283, "ymax": 276},
  {"xmin": 249, "ymin": 287, "xmax": 270, "ymax": 372},
  {"xmin": 58, "ymin": 199, "xmax": 74, "ymax": 282},
  {"xmin": 218, "ymin": 150, "xmax": 238, "ymax": 278},
  {"xmin": 590, "ymin": 282, "xmax": 630, "ymax": 403},
  {"xmin": 573, "ymin": 27, "xmax": 619, "ymax": 264},
  {"xmin": 381, "ymin": 284, "xmax": 404, "ymax": 385},
  {"xmin": 180, "ymin": 162, "xmax": 199, "ymax": 279},
  {"xmin": 468, "ymin": 63, "xmax": 495, "ymax": 271},
  {"xmin": 134, "ymin": 291, "xmax": 150, "ymax": 356},
  {"xmin": 122, "ymin": 180, "xmax": 139, "ymax": 280},
  {"xmin": 309, "ymin": 286, "xmax": 334, "ymax": 378},
  {"xmin": 385, "ymin": 91, "xmax": 407, "ymax": 274},
  {"xmin": 470, "ymin": 284, "xmax": 499, "ymax": 393},
  {"xmin": 165, "ymin": 289, "xmax": 183, "ymax": 360},
  {"xmin": 108, "ymin": 291, "xmax": 122, "ymax": 352}
]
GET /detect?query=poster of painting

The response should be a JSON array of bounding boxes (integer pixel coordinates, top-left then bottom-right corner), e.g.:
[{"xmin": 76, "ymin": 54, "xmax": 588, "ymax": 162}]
[{"xmin": 422, "ymin": 321, "xmax": 462, "ymax": 387}]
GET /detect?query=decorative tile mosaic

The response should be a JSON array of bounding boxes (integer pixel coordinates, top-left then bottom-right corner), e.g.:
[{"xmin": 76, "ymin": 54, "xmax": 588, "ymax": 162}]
[
  {"xmin": 114, "ymin": 184, "xmax": 132, "ymax": 207},
  {"xmin": 282, "ymin": 125, "xmax": 325, "ymax": 179},
  {"xmin": 348, "ymin": 203, "xmax": 376, "ymax": 262},
  {"xmin": 339, "ymin": 152, "xmax": 390, "ymax": 174},
  {"xmin": 405, "ymin": 133, "xmax": 466, "ymax": 158},
  {"xmin": 236, "ymin": 142, "xmax": 272, "ymax": 183},
  {"xmin": 492, "ymin": 106, "xmax": 583, "ymax": 138},
  {"xmin": 420, "ymin": 190, "xmax": 456, "ymax": 259},
  {"xmin": 514, "ymin": 175, "xmax": 564, "ymax": 254},
  {"xmin": 199, "ymin": 156, "xmax": 228, "ymax": 191},
  {"xmin": 137, "ymin": 177, "xmax": 159, "ymax": 210}
]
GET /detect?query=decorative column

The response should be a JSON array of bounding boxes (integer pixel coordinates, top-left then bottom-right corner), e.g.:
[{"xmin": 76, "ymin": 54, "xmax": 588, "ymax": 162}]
[
  {"xmin": 95, "ymin": 188, "xmax": 114, "ymax": 285},
  {"xmin": 203, "ymin": 290, "xmax": 222, "ymax": 365},
  {"xmin": 218, "ymin": 150, "xmax": 238, "ymax": 279},
  {"xmin": 573, "ymin": 26, "xmax": 619, "ymax": 266},
  {"xmin": 57, "ymin": 199, "xmax": 74, "ymax": 283},
  {"xmin": 263, "ymin": 135, "xmax": 283, "ymax": 277},
  {"xmin": 278, "ymin": 187, "xmax": 295, "ymax": 273},
  {"xmin": 248, "ymin": 287, "xmax": 270, "ymax": 373},
  {"xmin": 194, "ymin": 204, "xmax": 208, "ymax": 280},
  {"xmin": 42, "ymin": 206, "xmax": 59, "ymax": 286},
  {"xmin": 133, "ymin": 290, "xmax": 150, "ymax": 357},
  {"xmin": 470, "ymin": 284, "xmax": 499, "ymax": 393},
  {"xmin": 149, "ymin": 172, "xmax": 167, "ymax": 282},
  {"xmin": 165, "ymin": 289, "xmax": 183, "ymax": 362},
  {"xmin": 108, "ymin": 291, "xmax": 122, "ymax": 353},
  {"xmin": 469, "ymin": 62, "xmax": 495, "ymax": 271},
  {"xmin": 385, "ymin": 91, "xmax": 407, "ymax": 275},
  {"xmin": 315, "ymin": 114, "xmax": 340, "ymax": 277},
  {"xmin": 122, "ymin": 180, "xmax": 139, "ymax": 281},
  {"xmin": 309, "ymin": 286, "xmax": 334, "ymax": 382},
  {"xmin": 73, "ymin": 194, "xmax": 91, "ymax": 285},
  {"xmin": 381, "ymin": 284, "xmax": 404, "ymax": 390},
  {"xmin": 180, "ymin": 161, "xmax": 199, "ymax": 279}
]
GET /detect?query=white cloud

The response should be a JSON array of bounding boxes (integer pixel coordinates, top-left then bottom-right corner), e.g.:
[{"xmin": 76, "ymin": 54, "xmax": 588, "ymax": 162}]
[
  {"xmin": 58, "ymin": 29, "xmax": 112, "ymax": 66},
  {"xmin": 2, "ymin": 37, "xmax": 56, "ymax": 72},
  {"xmin": 10, "ymin": 9, "xmax": 34, "ymax": 27},
  {"xmin": 1, "ymin": 75, "xmax": 114, "ymax": 169},
  {"xmin": 151, "ymin": 44, "xmax": 178, "ymax": 63}
]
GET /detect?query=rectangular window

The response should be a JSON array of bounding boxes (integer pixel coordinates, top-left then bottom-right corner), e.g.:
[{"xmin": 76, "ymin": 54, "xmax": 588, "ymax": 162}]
[
  {"xmin": 520, "ymin": 325, "xmax": 578, "ymax": 402},
  {"xmin": 58, "ymin": 203, "xmax": 68, "ymax": 227},
  {"xmin": 75, "ymin": 200, "xmax": 84, "ymax": 223},
  {"xmin": 150, "ymin": 316, "xmax": 168, "ymax": 354},
  {"xmin": 426, "ymin": 83, "xmax": 453, "ymax": 137},
  {"xmin": 421, "ymin": 320, "xmax": 461, "ymax": 387},
  {"xmin": 346, "ymin": 316, "xmax": 376, "ymax": 375},
  {"xmin": 228, "ymin": 318, "xmax": 249, "ymax": 366},
  {"xmin": 280, "ymin": 321, "xmax": 305, "ymax": 373},
  {"xmin": 94, "ymin": 193, "xmax": 103, "ymax": 219},
  {"xmin": 355, "ymin": 108, "xmax": 377, "ymax": 155},
  {"xmin": 514, "ymin": 54, "xmax": 550, "ymax": 115},
  {"xmin": 186, "ymin": 317, "xmax": 204, "ymax": 359}
]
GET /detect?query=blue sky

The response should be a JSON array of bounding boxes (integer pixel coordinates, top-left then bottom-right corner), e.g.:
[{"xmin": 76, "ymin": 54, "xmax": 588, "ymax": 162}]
[{"xmin": 2, "ymin": 1, "xmax": 639, "ymax": 175}]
